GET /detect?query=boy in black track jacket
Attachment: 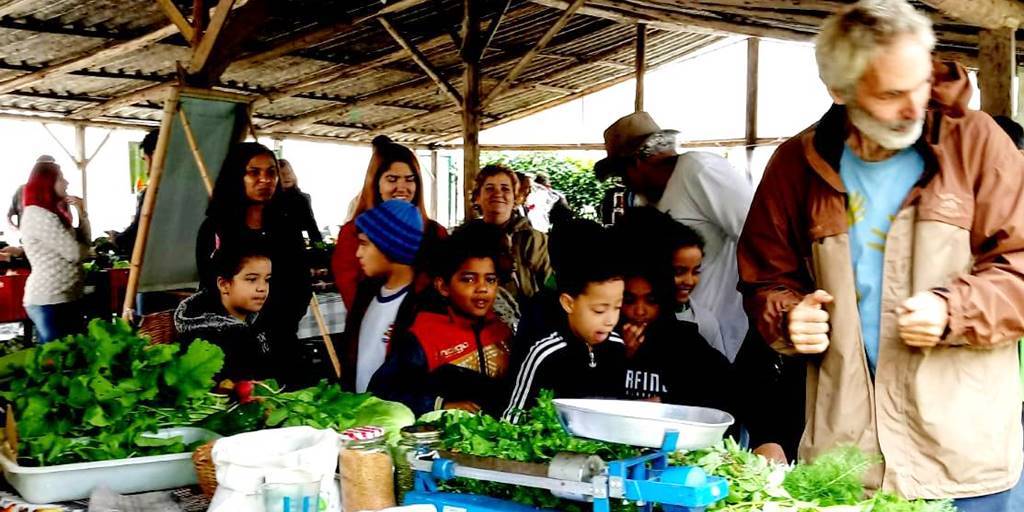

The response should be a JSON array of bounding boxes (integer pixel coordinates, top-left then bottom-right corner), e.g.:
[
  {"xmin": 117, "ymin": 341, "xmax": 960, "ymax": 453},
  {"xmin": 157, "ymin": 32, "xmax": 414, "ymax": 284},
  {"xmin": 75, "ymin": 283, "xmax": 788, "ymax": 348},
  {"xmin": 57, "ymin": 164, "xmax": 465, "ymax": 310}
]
[{"xmin": 502, "ymin": 220, "xmax": 626, "ymax": 422}]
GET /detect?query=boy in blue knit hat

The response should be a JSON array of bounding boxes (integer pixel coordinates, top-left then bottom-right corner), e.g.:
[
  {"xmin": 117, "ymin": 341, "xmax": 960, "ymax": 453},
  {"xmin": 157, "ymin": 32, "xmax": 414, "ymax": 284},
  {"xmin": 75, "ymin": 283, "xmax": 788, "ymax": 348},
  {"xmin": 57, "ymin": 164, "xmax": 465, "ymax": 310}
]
[{"xmin": 342, "ymin": 199, "xmax": 424, "ymax": 392}]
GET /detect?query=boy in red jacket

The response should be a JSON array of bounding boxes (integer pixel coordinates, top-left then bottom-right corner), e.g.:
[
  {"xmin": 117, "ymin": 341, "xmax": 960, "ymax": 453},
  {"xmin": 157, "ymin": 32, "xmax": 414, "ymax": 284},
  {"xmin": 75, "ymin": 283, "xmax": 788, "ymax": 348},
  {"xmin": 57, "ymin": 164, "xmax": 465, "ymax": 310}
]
[{"xmin": 369, "ymin": 221, "xmax": 512, "ymax": 416}]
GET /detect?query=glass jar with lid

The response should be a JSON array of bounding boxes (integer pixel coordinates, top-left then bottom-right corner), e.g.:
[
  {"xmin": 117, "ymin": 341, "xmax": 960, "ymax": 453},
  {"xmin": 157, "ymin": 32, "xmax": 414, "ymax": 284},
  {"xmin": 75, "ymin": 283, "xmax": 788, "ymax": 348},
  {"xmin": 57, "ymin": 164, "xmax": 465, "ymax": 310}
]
[
  {"xmin": 339, "ymin": 426, "xmax": 396, "ymax": 511},
  {"xmin": 395, "ymin": 424, "xmax": 442, "ymax": 500}
]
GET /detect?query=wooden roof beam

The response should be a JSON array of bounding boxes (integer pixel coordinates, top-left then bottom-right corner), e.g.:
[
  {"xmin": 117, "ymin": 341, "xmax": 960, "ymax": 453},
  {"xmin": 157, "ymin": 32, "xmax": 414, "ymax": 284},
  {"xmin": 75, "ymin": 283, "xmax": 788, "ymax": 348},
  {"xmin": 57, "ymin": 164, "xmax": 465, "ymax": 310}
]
[
  {"xmin": 156, "ymin": 0, "xmax": 196, "ymax": 42},
  {"xmin": 229, "ymin": 0, "xmax": 432, "ymax": 69},
  {"xmin": 376, "ymin": 37, "xmax": 647, "ymax": 138},
  {"xmin": 530, "ymin": 0, "xmax": 814, "ymax": 41},
  {"xmin": 426, "ymin": 34, "xmax": 721, "ymax": 143},
  {"xmin": 921, "ymin": 0, "xmax": 1024, "ymax": 30},
  {"xmin": 0, "ymin": 0, "xmax": 37, "ymax": 18},
  {"xmin": 264, "ymin": 78, "xmax": 431, "ymax": 132},
  {"xmin": 480, "ymin": 0, "xmax": 513, "ymax": 59},
  {"xmin": 482, "ymin": 0, "xmax": 585, "ymax": 109},
  {"xmin": 250, "ymin": 4, "xmax": 537, "ymax": 108},
  {"xmin": 379, "ymin": 16, "xmax": 463, "ymax": 108},
  {"xmin": 188, "ymin": 0, "xmax": 238, "ymax": 74},
  {"xmin": 69, "ymin": 83, "xmax": 173, "ymax": 120},
  {"xmin": 256, "ymin": 6, "xmax": 557, "ymax": 130},
  {"xmin": 0, "ymin": 24, "xmax": 177, "ymax": 95}
]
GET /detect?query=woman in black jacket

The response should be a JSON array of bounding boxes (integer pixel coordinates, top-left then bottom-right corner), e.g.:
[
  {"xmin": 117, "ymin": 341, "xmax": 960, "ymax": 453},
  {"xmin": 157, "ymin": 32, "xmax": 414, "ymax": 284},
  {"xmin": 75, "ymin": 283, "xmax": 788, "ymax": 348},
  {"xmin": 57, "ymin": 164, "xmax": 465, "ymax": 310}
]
[
  {"xmin": 195, "ymin": 143, "xmax": 311, "ymax": 381},
  {"xmin": 277, "ymin": 159, "xmax": 322, "ymax": 245}
]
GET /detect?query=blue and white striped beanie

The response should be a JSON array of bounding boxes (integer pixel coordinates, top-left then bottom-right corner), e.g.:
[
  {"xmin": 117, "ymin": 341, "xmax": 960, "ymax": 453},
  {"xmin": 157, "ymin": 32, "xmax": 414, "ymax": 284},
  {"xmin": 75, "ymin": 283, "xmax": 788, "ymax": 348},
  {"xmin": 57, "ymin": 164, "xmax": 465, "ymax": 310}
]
[{"xmin": 355, "ymin": 199, "xmax": 424, "ymax": 265}]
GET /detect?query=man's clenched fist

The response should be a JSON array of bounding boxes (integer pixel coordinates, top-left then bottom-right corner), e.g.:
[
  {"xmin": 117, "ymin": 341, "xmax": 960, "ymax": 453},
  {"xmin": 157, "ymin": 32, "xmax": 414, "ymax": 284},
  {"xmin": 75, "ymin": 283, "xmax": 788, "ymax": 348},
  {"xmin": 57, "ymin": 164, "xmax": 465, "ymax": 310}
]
[
  {"xmin": 788, "ymin": 290, "xmax": 834, "ymax": 354},
  {"xmin": 897, "ymin": 291, "xmax": 948, "ymax": 348}
]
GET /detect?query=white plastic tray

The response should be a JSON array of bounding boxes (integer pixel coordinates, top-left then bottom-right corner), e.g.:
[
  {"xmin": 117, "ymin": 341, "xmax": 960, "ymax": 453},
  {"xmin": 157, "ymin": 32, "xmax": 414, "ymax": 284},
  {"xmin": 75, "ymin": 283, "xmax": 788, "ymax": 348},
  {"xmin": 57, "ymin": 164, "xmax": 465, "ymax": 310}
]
[{"xmin": 0, "ymin": 427, "xmax": 218, "ymax": 504}]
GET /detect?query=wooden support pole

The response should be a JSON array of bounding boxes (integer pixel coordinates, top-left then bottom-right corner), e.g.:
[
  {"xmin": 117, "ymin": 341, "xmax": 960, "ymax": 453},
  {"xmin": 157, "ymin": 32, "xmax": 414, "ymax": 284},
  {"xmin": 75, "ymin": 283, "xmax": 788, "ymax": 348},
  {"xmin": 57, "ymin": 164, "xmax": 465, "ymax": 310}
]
[
  {"xmin": 430, "ymin": 149, "xmax": 440, "ymax": 220},
  {"xmin": 75, "ymin": 124, "xmax": 87, "ymax": 207},
  {"xmin": 745, "ymin": 37, "xmax": 759, "ymax": 181},
  {"xmin": 635, "ymin": 24, "xmax": 647, "ymax": 112},
  {"xmin": 379, "ymin": 17, "xmax": 463, "ymax": 108},
  {"xmin": 310, "ymin": 294, "xmax": 342, "ymax": 380},
  {"xmin": 177, "ymin": 109, "xmax": 215, "ymax": 195},
  {"xmin": 979, "ymin": 28, "xmax": 1016, "ymax": 117},
  {"xmin": 482, "ymin": 0, "xmax": 585, "ymax": 108},
  {"xmin": 1017, "ymin": 66, "xmax": 1024, "ymax": 122},
  {"xmin": 462, "ymin": 0, "xmax": 482, "ymax": 218},
  {"xmin": 192, "ymin": 0, "xmax": 208, "ymax": 47},
  {"xmin": 123, "ymin": 89, "xmax": 180, "ymax": 320}
]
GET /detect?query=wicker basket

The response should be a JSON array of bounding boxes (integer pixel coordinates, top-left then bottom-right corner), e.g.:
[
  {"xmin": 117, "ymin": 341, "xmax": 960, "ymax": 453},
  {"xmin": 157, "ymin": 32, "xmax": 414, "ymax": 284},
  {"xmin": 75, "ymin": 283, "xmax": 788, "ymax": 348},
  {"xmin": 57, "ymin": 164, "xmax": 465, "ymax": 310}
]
[
  {"xmin": 139, "ymin": 309, "xmax": 176, "ymax": 345},
  {"xmin": 192, "ymin": 440, "xmax": 218, "ymax": 498}
]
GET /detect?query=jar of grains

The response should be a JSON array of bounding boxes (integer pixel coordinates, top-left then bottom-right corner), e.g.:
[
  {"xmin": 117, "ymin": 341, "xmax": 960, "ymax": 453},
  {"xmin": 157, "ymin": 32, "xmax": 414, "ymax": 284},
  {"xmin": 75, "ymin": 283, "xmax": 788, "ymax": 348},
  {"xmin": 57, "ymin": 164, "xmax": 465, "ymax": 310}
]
[{"xmin": 339, "ymin": 426, "xmax": 396, "ymax": 511}]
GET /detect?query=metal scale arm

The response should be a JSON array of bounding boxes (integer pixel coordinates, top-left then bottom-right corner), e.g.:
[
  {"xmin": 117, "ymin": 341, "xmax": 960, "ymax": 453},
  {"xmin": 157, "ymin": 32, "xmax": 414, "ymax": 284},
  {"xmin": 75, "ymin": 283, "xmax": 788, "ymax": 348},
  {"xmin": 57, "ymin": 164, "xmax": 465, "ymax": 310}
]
[{"xmin": 404, "ymin": 432, "xmax": 728, "ymax": 512}]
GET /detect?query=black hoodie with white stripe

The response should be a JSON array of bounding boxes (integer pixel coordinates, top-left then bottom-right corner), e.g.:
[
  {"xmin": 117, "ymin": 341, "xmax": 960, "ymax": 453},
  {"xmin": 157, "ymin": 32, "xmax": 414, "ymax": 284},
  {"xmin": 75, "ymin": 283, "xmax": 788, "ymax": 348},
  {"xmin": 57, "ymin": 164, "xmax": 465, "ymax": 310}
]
[{"xmin": 501, "ymin": 327, "xmax": 626, "ymax": 423}]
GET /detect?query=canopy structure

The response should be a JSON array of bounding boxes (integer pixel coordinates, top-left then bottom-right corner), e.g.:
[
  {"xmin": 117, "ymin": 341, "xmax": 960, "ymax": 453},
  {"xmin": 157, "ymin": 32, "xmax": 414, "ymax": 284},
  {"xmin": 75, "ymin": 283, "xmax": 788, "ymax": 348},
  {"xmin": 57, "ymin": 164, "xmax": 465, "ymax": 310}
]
[
  {"xmin": 0, "ymin": 0, "xmax": 728, "ymax": 146},
  {"xmin": 0, "ymin": 0, "xmax": 1020, "ymax": 199},
  {"xmin": 0, "ymin": 0, "xmax": 1019, "ymax": 142}
]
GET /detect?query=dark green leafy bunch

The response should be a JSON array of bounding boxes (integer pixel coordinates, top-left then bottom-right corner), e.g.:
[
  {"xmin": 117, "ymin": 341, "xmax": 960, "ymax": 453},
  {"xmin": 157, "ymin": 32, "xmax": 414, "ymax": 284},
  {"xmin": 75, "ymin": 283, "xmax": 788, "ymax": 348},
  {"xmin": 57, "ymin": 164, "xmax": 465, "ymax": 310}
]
[
  {"xmin": 429, "ymin": 391, "xmax": 641, "ymax": 511},
  {"xmin": 0, "ymin": 319, "xmax": 226, "ymax": 466},
  {"xmin": 673, "ymin": 437, "xmax": 777, "ymax": 508},
  {"xmin": 437, "ymin": 390, "xmax": 639, "ymax": 463}
]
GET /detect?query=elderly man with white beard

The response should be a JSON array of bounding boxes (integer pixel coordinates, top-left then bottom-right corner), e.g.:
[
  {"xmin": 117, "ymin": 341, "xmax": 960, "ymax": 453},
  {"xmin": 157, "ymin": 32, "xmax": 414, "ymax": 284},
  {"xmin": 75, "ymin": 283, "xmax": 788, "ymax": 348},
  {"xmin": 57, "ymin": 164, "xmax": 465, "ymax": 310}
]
[{"xmin": 738, "ymin": 0, "xmax": 1024, "ymax": 508}]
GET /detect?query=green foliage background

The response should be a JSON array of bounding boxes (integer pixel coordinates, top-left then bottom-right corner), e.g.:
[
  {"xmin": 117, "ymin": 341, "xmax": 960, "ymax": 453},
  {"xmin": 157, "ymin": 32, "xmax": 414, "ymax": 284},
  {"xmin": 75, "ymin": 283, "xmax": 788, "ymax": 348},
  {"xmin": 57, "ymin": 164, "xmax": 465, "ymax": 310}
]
[{"xmin": 481, "ymin": 152, "xmax": 617, "ymax": 220}]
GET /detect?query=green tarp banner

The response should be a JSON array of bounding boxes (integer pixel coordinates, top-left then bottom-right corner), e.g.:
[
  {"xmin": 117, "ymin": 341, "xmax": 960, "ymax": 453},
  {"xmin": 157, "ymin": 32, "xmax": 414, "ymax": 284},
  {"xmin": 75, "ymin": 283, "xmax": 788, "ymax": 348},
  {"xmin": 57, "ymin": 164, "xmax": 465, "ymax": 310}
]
[{"xmin": 138, "ymin": 93, "xmax": 248, "ymax": 293}]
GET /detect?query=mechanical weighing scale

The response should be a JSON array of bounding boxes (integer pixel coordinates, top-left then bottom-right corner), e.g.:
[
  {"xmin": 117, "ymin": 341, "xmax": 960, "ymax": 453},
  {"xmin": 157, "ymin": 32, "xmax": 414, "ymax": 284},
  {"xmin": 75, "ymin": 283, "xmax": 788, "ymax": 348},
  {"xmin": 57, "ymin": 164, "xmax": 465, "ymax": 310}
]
[{"xmin": 403, "ymin": 399, "xmax": 735, "ymax": 512}]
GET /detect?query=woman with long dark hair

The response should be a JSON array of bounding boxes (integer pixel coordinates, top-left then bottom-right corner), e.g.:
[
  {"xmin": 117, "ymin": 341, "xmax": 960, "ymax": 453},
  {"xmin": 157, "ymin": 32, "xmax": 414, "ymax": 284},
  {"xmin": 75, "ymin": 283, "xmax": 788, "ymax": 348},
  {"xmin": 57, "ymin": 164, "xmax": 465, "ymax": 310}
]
[
  {"xmin": 196, "ymin": 143, "xmax": 311, "ymax": 378},
  {"xmin": 331, "ymin": 136, "xmax": 446, "ymax": 308},
  {"xmin": 20, "ymin": 160, "xmax": 90, "ymax": 342}
]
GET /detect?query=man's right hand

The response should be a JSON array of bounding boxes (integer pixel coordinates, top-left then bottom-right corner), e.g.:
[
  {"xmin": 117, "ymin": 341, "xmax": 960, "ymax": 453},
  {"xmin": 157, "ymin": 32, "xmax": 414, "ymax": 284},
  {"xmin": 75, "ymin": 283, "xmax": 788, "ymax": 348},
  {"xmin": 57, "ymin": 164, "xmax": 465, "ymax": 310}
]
[{"xmin": 788, "ymin": 290, "xmax": 834, "ymax": 354}]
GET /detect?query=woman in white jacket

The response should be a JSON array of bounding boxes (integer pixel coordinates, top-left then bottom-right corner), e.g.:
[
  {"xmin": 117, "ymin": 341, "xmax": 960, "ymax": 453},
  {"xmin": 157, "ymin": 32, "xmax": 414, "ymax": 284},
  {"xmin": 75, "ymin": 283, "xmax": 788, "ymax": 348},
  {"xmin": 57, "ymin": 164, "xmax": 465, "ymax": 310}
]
[{"xmin": 19, "ymin": 160, "xmax": 90, "ymax": 342}]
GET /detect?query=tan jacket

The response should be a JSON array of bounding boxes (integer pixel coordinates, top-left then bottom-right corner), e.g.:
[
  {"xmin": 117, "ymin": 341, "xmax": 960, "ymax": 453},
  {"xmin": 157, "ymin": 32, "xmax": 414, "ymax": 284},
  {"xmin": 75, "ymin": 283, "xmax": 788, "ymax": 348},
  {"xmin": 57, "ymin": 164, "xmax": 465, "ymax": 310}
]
[{"xmin": 738, "ymin": 63, "xmax": 1024, "ymax": 499}]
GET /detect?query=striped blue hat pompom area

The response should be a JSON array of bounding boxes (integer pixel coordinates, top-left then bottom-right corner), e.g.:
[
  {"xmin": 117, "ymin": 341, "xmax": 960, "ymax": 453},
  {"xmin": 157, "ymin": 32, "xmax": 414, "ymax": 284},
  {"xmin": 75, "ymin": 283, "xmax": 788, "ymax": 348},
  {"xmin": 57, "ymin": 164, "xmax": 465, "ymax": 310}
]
[{"xmin": 355, "ymin": 199, "xmax": 424, "ymax": 265}]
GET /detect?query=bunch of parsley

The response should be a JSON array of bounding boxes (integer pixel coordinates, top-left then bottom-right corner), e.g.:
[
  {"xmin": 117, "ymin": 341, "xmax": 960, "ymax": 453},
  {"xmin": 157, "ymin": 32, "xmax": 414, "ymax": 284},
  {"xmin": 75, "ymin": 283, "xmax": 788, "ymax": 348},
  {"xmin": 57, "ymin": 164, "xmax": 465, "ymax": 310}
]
[{"xmin": 0, "ymin": 319, "xmax": 226, "ymax": 466}]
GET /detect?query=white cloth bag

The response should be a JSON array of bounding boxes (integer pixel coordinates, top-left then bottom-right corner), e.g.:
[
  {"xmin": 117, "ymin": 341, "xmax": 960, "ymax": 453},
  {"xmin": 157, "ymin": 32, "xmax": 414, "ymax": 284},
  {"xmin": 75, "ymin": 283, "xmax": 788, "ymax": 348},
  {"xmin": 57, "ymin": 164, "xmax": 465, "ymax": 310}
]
[{"xmin": 208, "ymin": 426, "xmax": 341, "ymax": 512}]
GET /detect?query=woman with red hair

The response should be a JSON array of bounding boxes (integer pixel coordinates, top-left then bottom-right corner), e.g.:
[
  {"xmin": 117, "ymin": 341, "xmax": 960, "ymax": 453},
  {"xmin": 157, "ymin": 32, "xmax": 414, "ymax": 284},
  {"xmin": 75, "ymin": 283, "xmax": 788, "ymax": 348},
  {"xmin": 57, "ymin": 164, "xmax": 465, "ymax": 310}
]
[
  {"xmin": 331, "ymin": 136, "xmax": 446, "ymax": 308},
  {"xmin": 20, "ymin": 160, "xmax": 91, "ymax": 342}
]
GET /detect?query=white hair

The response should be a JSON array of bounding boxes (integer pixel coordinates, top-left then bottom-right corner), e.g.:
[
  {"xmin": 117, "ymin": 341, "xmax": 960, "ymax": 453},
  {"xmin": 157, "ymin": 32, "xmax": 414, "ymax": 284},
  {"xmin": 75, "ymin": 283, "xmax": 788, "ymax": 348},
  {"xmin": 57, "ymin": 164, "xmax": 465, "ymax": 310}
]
[{"xmin": 815, "ymin": 0, "xmax": 935, "ymax": 97}]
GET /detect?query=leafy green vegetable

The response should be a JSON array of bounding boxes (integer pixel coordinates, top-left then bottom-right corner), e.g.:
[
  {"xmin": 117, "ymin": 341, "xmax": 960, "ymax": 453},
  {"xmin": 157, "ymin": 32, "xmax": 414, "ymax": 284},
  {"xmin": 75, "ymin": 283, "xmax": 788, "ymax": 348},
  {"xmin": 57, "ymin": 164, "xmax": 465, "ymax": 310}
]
[
  {"xmin": 674, "ymin": 437, "xmax": 780, "ymax": 508},
  {"xmin": 782, "ymin": 446, "xmax": 876, "ymax": 506},
  {"xmin": 163, "ymin": 339, "xmax": 224, "ymax": 404},
  {"xmin": 203, "ymin": 379, "xmax": 415, "ymax": 441},
  {"xmin": 863, "ymin": 492, "xmax": 957, "ymax": 512},
  {"xmin": 430, "ymin": 394, "xmax": 955, "ymax": 512},
  {"xmin": 0, "ymin": 319, "xmax": 227, "ymax": 466}
]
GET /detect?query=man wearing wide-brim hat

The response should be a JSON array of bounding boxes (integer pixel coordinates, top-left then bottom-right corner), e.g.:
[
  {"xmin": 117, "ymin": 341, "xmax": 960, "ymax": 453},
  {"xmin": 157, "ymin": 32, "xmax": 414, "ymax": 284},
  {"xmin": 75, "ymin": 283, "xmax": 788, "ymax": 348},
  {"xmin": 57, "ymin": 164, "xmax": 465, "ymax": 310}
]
[{"xmin": 595, "ymin": 111, "xmax": 753, "ymax": 364}]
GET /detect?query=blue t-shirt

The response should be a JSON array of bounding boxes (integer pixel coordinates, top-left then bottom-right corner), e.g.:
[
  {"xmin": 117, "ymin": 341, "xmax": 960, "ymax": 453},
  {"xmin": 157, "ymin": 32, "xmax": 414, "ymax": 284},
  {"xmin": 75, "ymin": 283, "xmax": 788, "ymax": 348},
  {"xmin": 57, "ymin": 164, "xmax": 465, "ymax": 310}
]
[{"xmin": 839, "ymin": 146, "xmax": 924, "ymax": 374}]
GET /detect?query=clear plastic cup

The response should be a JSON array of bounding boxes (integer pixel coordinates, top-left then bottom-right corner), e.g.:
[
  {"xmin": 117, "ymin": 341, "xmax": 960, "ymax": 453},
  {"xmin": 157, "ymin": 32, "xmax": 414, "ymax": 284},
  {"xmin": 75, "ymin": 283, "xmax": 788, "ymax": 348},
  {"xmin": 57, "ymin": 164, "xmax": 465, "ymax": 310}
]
[{"xmin": 261, "ymin": 480, "xmax": 322, "ymax": 512}]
